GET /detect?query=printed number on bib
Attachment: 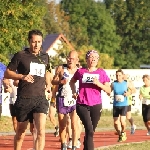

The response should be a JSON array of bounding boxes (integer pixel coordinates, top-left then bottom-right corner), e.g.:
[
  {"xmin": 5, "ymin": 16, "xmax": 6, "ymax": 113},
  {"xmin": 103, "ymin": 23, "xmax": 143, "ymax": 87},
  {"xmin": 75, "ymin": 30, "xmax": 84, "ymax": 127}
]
[
  {"xmin": 82, "ymin": 73, "xmax": 99, "ymax": 83},
  {"xmin": 30, "ymin": 62, "xmax": 45, "ymax": 77},
  {"xmin": 64, "ymin": 97, "xmax": 76, "ymax": 106},
  {"xmin": 142, "ymin": 98, "xmax": 150, "ymax": 105},
  {"xmin": 115, "ymin": 95, "xmax": 124, "ymax": 102}
]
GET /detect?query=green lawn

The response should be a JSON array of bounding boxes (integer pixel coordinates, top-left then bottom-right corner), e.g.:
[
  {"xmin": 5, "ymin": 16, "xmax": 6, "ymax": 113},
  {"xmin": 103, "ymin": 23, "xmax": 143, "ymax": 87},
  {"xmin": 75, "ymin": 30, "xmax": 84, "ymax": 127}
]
[
  {"xmin": 0, "ymin": 113, "xmax": 145, "ymax": 132},
  {"xmin": 95, "ymin": 141, "xmax": 150, "ymax": 150}
]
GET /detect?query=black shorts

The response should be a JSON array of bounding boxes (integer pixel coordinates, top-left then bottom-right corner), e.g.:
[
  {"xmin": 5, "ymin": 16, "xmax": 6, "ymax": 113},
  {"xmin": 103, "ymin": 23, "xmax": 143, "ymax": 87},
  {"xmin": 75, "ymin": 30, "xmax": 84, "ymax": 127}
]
[
  {"xmin": 113, "ymin": 106, "xmax": 128, "ymax": 117},
  {"xmin": 14, "ymin": 96, "xmax": 49, "ymax": 122},
  {"xmin": 9, "ymin": 104, "xmax": 16, "ymax": 117},
  {"xmin": 142, "ymin": 104, "xmax": 150, "ymax": 122},
  {"xmin": 127, "ymin": 105, "xmax": 131, "ymax": 112}
]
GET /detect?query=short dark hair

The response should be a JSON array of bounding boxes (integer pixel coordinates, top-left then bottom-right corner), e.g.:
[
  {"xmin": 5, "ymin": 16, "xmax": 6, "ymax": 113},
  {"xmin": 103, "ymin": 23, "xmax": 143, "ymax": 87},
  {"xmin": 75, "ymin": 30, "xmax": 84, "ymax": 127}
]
[
  {"xmin": 28, "ymin": 29, "xmax": 43, "ymax": 41},
  {"xmin": 116, "ymin": 69, "xmax": 124, "ymax": 74}
]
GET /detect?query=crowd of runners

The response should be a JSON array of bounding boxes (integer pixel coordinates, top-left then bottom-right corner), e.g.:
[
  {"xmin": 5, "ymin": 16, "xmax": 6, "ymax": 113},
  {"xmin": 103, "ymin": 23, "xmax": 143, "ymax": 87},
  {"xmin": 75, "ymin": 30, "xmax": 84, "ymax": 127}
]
[{"xmin": 1, "ymin": 29, "xmax": 150, "ymax": 150}]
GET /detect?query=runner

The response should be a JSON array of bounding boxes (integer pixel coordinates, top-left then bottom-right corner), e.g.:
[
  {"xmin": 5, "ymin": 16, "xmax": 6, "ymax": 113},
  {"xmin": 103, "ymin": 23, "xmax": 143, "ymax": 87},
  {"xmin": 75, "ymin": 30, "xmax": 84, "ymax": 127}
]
[
  {"xmin": 49, "ymin": 85, "xmax": 59, "ymax": 137},
  {"xmin": 139, "ymin": 75, "xmax": 150, "ymax": 135},
  {"xmin": 70, "ymin": 50, "xmax": 111, "ymax": 150},
  {"xmin": 111, "ymin": 69, "xmax": 133, "ymax": 142},
  {"xmin": 4, "ymin": 29, "xmax": 52, "ymax": 150},
  {"xmin": 52, "ymin": 50, "xmax": 81, "ymax": 150},
  {"xmin": 124, "ymin": 74, "xmax": 136, "ymax": 134},
  {"xmin": 3, "ymin": 79, "xmax": 18, "ymax": 132}
]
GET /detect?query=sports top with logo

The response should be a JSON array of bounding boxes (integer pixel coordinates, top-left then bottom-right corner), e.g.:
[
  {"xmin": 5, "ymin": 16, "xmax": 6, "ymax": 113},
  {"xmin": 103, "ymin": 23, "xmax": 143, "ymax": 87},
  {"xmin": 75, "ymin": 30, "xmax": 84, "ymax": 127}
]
[
  {"xmin": 7, "ymin": 48, "xmax": 49, "ymax": 98},
  {"xmin": 113, "ymin": 80, "xmax": 128, "ymax": 106},
  {"xmin": 58, "ymin": 66, "xmax": 79, "ymax": 107},
  {"xmin": 140, "ymin": 86, "xmax": 150, "ymax": 105},
  {"xmin": 73, "ymin": 68, "xmax": 110, "ymax": 106}
]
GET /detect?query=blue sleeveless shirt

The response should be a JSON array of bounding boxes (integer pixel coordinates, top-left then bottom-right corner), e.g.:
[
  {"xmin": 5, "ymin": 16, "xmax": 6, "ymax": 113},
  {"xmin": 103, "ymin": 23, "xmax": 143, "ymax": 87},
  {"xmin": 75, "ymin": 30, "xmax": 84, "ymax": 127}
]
[{"xmin": 113, "ymin": 80, "xmax": 128, "ymax": 106}]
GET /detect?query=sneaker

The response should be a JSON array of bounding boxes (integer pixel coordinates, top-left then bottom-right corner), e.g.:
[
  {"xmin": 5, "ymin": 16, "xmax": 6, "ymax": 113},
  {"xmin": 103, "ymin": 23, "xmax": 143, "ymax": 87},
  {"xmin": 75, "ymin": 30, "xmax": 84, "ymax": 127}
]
[
  {"xmin": 76, "ymin": 140, "xmax": 81, "ymax": 149},
  {"xmin": 118, "ymin": 132, "xmax": 127, "ymax": 142},
  {"xmin": 61, "ymin": 143, "xmax": 67, "ymax": 150},
  {"xmin": 54, "ymin": 126, "xmax": 59, "ymax": 137},
  {"xmin": 131, "ymin": 125, "xmax": 136, "ymax": 134},
  {"xmin": 72, "ymin": 146, "xmax": 77, "ymax": 150},
  {"xmin": 67, "ymin": 140, "xmax": 72, "ymax": 149},
  {"xmin": 146, "ymin": 131, "xmax": 150, "ymax": 135}
]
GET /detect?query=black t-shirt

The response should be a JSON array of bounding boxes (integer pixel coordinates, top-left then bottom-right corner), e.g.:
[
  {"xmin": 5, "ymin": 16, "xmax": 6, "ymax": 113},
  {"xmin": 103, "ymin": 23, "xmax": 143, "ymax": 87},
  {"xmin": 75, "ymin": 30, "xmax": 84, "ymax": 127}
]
[{"xmin": 7, "ymin": 49, "xmax": 49, "ymax": 98}]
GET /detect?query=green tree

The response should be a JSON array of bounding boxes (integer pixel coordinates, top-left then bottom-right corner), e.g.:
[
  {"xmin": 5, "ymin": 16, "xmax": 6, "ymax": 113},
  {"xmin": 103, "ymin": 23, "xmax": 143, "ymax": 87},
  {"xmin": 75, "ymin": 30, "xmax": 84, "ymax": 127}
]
[
  {"xmin": 43, "ymin": 0, "xmax": 70, "ymax": 39},
  {"xmin": 104, "ymin": 0, "xmax": 150, "ymax": 68},
  {"xmin": 61, "ymin": 0, "xmax": 121, "ymax": 58},
  {"xmin": 0, "ymin": 0, "xmax": 47, "ymax": 58}
]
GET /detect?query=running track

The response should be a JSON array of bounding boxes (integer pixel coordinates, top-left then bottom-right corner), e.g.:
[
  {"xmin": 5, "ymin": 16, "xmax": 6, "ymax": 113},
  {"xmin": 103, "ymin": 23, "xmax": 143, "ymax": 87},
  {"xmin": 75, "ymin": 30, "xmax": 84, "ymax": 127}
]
[{"xmin": 0, "ymin": 130, "xmax": 150, "ymax": 150}]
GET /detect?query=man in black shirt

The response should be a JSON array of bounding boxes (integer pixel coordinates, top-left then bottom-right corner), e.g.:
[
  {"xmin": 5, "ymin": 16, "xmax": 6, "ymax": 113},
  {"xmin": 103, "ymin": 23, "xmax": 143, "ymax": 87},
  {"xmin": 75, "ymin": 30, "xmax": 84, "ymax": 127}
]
[{"xmin": 4, "ymin": 30, "xmax": 52, "ymax": 150}]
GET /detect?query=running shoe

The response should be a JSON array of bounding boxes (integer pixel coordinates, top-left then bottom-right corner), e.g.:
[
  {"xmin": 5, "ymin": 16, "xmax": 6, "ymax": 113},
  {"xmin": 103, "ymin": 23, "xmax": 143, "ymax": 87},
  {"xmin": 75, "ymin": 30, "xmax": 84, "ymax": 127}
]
[
  {"xmin": 67, "ymin": 140, "xmax": 72, "ymax": 149},
  {"xmin": 54, "ymin": 126, "xmax": 59, "ymax": 137},
  {"xmin": 131, "ymin": 124, "xmax": 136, "ymax": 134},
  {"xmin": 61, "ymin": 143, "xmax": 67, "ymax": 150},
  {"xmin": 76, "ymin": 140, "xmax": 81, "ymax": 149},
  {"xmin": 118, "ymin": 132, "xmax": 127, "ymax": 142},
  {"xmin": 146, "ymin": 130, "xmax": 150, "ymax": 135}
]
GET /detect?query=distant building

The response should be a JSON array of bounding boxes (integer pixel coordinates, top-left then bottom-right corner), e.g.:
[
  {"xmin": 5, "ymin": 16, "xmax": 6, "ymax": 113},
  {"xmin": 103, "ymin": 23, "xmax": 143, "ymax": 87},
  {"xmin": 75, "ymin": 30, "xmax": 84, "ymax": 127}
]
[
  {"xmin": 42, "ymin": 34, "xmax": 74, "ymax": 57},
  {"xmin": 140, "ymin": 64, "xmax": 150, "ymax": 69}
]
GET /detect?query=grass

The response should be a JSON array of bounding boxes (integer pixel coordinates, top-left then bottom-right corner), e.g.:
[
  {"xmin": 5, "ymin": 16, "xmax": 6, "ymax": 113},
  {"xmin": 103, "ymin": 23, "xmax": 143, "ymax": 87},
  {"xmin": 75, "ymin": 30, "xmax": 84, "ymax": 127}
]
[
  {"xmin": 0, "ymin": 109, "xmax": 145, "ymax": 132},
  {"xmin": 95, "ymin": 141, "xmax": 150, "ymax": 150}
]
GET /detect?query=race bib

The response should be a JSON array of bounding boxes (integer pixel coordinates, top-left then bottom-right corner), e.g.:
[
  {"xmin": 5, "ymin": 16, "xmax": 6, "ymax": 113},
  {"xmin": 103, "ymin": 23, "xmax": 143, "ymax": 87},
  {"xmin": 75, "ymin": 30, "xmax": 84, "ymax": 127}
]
[
  {"xmin": 64, "ymin": 97, "xmax": 76, "ymax": 106},
  {"xmin": 30, "ymin": 62, "xmax": 45, "ymax": 77},
  {"xmin": 115, "ymin": 95, "xmax": 124, "ymax": 102},
  {"xmin": 82, "ymin": 73, "xmax": 99, "ymax": 83},
  {"xmin": 142, "ymin": 98, "xmax": 150, "ymax": 105}
]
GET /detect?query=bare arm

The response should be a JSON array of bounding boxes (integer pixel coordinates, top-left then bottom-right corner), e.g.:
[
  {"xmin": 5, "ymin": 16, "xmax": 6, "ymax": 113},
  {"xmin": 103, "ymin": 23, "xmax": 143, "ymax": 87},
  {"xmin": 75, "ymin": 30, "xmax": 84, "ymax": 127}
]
[
  {"xmin": 52, "ymin": 66, "xmax": 68, "ymax": 85},
  {"xmin": 70, "ymin": 77, "xmax": 77, "ymax": 95},
  {"xmin": 4, "ymin": 69, "xmax": 23, "ymax": 80},
  {"xmin": 93, "ymin": 77, "xmax": 111, "ymax": 94},
  {"xmin": 4, "ymin": 69, "xmax": 34, "ymax": 83},
  {"xmin": 128, "ymin": 81, "xmax": 136, "ymax": 94}
]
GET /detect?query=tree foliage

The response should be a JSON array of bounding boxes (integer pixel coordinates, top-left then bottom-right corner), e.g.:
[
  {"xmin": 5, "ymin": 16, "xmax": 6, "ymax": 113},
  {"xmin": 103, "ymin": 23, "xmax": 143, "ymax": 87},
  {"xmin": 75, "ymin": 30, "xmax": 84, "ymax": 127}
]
[
  {"xmin": 0, "ymin": 0, "xmax": 47, "ymax": 61},
  {"xmin": 104, "ymin": 0, "xmax": 150, "ymax": 68},
  {"xmin": 43, "ymin": 0, "xmax": 70, "ymax": 39},
  {"xmin": 60, "ymin": 0, "xmax": 121, "ymax": 56}
]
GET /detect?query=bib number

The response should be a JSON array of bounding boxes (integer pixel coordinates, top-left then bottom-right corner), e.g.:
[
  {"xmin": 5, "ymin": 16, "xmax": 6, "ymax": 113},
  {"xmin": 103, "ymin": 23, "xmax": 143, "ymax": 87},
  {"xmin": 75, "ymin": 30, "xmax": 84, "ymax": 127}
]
[
  {"xmin": 115, "ymin": 95, "xmax": 124, "ymax": 102},
  {"xmin": 82, "ymin": 73, "xmax": 99, "ymax": 83},
  {"xmin": 142, "ymin": 99, "xmax": 150, "ymax": 105},
  {"xmin": 30, "ymin": 62, "xmax": 45, "ymax": 77},
  {"xmin": 64, "ymin": 97, "xmax": 76, "ymax": 106}
]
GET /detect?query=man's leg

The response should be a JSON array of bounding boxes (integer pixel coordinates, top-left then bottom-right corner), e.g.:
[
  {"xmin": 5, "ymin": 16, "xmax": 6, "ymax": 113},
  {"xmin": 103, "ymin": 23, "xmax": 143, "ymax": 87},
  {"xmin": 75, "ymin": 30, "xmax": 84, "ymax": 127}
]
[
  {"xmin": 49, "ymin": 103, "xmax": 59, "ymax": 136},
  {"xmin": 126, "ymin": 105, "xmax": 136, "ymax": 134},
  {"xmin": 58, "ymin": 113, "xmax": 68, "ymax": 149},
  {"xmin": 70, "ymin": 109, "xmax": 78, "ymax": 149},
  {"xmin": 9, "ymin": 104, "xmax": 17, "ymax": 132},
  {"xmin": 66, "ymin": 115, "xmax": 72, "ymax": 148},
  {"xmin": 113, "ymin": 106, "xmax": 121, "ymax": 135},
  {"xmin": 33, "ymin": 113, "xmax": 47, "ymax": 150},
  {"xmin": 14, "ymin": 121, "xmax": 28, "ymax": 150}
]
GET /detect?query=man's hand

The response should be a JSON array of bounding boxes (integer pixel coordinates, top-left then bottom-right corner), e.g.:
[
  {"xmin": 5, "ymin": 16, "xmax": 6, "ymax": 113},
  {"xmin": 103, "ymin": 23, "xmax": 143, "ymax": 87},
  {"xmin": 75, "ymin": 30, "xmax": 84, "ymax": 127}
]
[
  {"xmin": 72, "ymin": 93, "xmax": 78, "ymax": 100},
  {"xmin": 22, "ymin": 74, "xmax": 34, "ymax": 83},
  {"xmin": 45, "ymin": 86, "xmax": 52, "ymax": 99},
  {"xmin": 124, "ymin": 91, "xmax": 131, "ymax": 97},
  {"xmin": 4, "ymin": 85, "xmax": 12, "ymax": 93}
]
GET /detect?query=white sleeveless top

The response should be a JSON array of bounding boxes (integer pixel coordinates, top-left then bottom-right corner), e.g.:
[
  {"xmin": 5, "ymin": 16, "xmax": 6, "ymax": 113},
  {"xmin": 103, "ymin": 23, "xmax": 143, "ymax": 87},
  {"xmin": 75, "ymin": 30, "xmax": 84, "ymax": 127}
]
[{"xmin": 61, "ymin": 68, "xmax": 79, "ymax": 97}]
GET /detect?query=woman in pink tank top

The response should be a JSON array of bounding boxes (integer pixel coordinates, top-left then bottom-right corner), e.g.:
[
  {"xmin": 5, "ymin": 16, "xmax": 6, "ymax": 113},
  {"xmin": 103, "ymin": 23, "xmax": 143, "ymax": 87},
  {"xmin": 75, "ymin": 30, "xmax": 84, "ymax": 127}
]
[{"xmin": 70, "ymin": 50, "xmax": 111, "ymax": 150}]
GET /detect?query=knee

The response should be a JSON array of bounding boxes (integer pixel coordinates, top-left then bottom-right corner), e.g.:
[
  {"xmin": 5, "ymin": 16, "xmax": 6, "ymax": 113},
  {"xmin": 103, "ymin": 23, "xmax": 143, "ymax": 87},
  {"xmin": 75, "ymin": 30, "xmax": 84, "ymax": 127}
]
[
  {"xmin": 59, "ymin": 121, "xmax": 67, "ymax": 131},
  {"xmin": 86, "ymin": 128, "xmax": 94, "ymax": 137},
  {"xmin": 16, "ymin": 128, "xmax": 26, "ymax": 140},
  {"xmin": 37, "ymin": 128, "xmax": 45, "ymax": 137}
]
